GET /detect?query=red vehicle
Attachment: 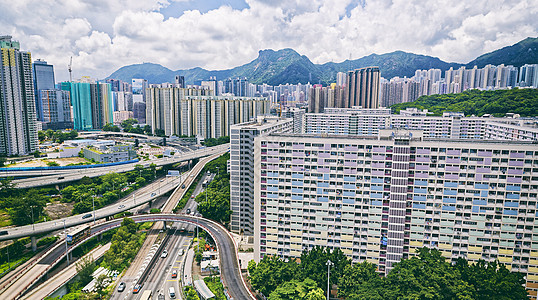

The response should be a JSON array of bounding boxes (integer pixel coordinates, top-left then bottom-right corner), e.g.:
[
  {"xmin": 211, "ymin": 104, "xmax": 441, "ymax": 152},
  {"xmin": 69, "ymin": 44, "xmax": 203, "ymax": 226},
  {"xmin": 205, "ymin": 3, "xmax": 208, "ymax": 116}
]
[
  {"xmin": 172, "ymin": 269, "xmax": 177, "ymax": 278},
  {"xmin": 133, "ymin": 283, "xmax": 142, "ymax": 294}
]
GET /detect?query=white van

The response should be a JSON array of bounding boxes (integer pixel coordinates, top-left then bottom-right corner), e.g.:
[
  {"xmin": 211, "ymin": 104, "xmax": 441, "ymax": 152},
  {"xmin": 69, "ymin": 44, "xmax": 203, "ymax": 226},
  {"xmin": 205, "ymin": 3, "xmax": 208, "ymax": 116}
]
[{"xmin": 169, "ymin": 287, "xmax": 176, "ymax": 298}]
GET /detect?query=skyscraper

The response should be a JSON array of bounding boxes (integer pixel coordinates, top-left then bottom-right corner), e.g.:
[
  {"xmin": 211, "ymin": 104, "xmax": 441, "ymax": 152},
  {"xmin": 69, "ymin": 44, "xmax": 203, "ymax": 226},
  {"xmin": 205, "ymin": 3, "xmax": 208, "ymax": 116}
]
[
  {"xmin": 0, "ymin": 36, "xmax": 38, "ymax": 155},
  {"xmin": 345, "ymin": 67, "xmax": 380, "ymax": 109},
  {"xmin": 40, "ymin": 89, "xmax": 72, "ymax": 130},
  {"xmin": 32, "ymin": 59, "xmax": 55, "ymax": 121},
  {"xmin": 62, "ymin": 81, "xmax": 113, "ymax": 130}
]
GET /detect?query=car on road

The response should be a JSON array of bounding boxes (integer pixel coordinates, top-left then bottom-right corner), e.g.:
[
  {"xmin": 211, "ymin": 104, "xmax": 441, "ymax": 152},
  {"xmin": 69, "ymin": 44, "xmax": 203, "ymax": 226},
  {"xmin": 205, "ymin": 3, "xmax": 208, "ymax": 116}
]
[
  {"xmin": 58, "ymin": 176, "xmax": 64, "ymax": 180},
  {"xmin": 160, "ymin": 179, "xmax": 165, "ymax": 182},
  {"xmin": 179, "ymin": 249, "xmax": 184, "ymax": 256},
  {"xmin": 190, "ymin": 174, "xmax": 194, "ymax": 177},
  {"xmin": 169, "ymin": 287, "xmax": 176, "ymax": 298},
  {"xmin": 158, "ymin": 293, "xmax": 165, "ymax": 300},
  {"xmin": 172, "ymin": 269, "xmax": 177, "ymax": 278},
  {"xmin": 151, "ymin": 192, "xmax": 156, "ymax": 197},
  {"xmin": 186, "ymin": 208, "xmax": 191, "ymax": 214},
  {"xmin": 82, "ymin": 213, "xmax": 92, "ymax": 219},
  {"xmin": 181, "ymin": 184, "xmax": 185, "ymax": 189},
  {"xmin": 161, "ymin": 250, "xmax": 168, "ymax": 258},
  {"xmin": 133, "ymin": 283, "xmax": 142, "ymax": 294},
  {"xmin": 118, "ymin": 204, "xmax": 125, "ymax": 209},
  {"xmin": 117, "ymin": 282, "xmax": 126, "ymax": 292}
]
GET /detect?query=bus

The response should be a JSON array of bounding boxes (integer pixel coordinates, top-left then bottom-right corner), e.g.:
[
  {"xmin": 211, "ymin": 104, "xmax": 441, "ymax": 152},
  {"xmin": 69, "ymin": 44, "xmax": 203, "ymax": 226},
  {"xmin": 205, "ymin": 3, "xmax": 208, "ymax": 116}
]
[
  {"xmin": 66, "ymin": 225, "xmax": 91, "ymax": 245},
  {"xmin": 140, "ymin": 290, "xmax": 152, "ymax": 300}
]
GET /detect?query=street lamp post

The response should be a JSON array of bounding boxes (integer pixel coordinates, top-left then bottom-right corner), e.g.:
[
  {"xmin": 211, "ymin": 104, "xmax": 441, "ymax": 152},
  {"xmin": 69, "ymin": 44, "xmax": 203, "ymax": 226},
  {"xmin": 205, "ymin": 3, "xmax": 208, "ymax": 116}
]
[
  {"xmin": 30, "ymin": 206, "xmax": 35, "ymax": 231},
  {"xmin": 64, "ymin": 219, "xmax": 69, "ymax": 266},
  {"xmin": 92, "ymin": 196, "xmax": 96, "ymax": 225},
  {"xmin": 326, "ymin": 260, "xmax": 333, "ymax": 300}
]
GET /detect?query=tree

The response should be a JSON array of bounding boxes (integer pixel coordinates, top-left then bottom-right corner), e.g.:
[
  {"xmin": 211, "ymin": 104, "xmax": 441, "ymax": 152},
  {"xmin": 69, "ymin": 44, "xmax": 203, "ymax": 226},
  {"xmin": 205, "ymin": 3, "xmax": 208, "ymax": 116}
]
[
  {"xmin": 7, "ymin": 189, "xmax": 47, "ymax": 225},
  {"xmin": 338, "ymin": 262, "xmax": 385, "ymax": 300},
  {"xmin": 196, "ymin": 191, "xmax": 232, "ymax": 224},
  {"xmin": 248, "ymin": 255, "xmax": 298, "ymax": 296},
  {"xmin": 120, "ymin": 118, "xmax": 138, "ymax": 129},
  {"xmin": 76, "ymin": 256, "xmax": 96, "ymax": 285},
  {"xmin": 386, "ymin": 248, "xmax": 473, "ymax": 299},
  {"xmin": 143, "ymin": 125, "xmax": 151, "ymax": 135},
  {"xmin": 102, "ymin": 123, "xmax": 120, "ymax": 132},
  {"xmin": 94, "ymin": 273, "xmax": 110, "ymax": 298},
  {"xmin": 46, "ymin": 161, "xmax": 60, "ymax": 167},
  {"xmin": 269, "ymin": 278, "xmax": 324, "ymax": 300},
  {"xmin": 454, "ymin": 258, "xmax": 527, "ymax": 299},
  {"xmin": 38, "ymin": 131, "xmax": 46, "ymax": 142},
  {"xmin": 134, "ymin": 138, "xmax": 139, "ymax": 148}
]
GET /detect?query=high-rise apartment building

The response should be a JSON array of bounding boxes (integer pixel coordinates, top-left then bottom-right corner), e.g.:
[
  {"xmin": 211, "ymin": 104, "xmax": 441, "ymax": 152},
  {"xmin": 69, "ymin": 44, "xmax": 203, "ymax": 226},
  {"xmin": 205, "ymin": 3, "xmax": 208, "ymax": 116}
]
[
  {"xmin": 133, "ymin": 102, "xmax": 146, "ymax": 124},
  {"xmin": 345, "ymin": 67, "xmax": 380, "ymax": 109},
  {"xmin": 253, "ymin": 130, "xmax": 538, "ymax": 295},
  {"xmin": 146, "ymin": 87, "xmax": 212, "ymax": 137},
  {"xmin": 62, "ymin": 81, "xmax": 113, "ymax": 130},
  {"xmin": 302, "ymin": 107, "xmax": 538, "ymax": 141},
  {"xmin": 0, "ymin": 36, "xmax": 38, "ymax": 155},
  {"xmin": 146, "ymin": 85, "xmax": 270, "ymax": 139},
  {"xmin": 32, "ymin": 59, "xmax": 55, "ymax": 121},
  {"xmin": 519, "ymin": 64, "xmax": 538, "ymax": 88},
  {"xmin": 230, "ymin": 117, "xmax": 294, "ymax": 235},
  {"xmin": 282, "ymin": 107, "xmax": 305, "ymax": 134},
  {"xmin": 40, "ymin": 90, "xmax": 72, "ymax": 130}
]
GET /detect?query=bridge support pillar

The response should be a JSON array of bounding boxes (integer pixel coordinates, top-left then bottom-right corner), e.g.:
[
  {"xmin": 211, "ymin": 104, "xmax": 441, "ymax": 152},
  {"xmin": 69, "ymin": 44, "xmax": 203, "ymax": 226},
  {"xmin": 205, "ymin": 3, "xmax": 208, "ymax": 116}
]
[
  {"xmin": 31, "ymin": 236, "xmax": 37, "ymax": 252},
  {"xmin": 163, "ymin": 221, "xmax": 167, "ymax": 230},
  {"xmin": 149, "ymin": 200, "xmax": 153, "ymax": 207}
]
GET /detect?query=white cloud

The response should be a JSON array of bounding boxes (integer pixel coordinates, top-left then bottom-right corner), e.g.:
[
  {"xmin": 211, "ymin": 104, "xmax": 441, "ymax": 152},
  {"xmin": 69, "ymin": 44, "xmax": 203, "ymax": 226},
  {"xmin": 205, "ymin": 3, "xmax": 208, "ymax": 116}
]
[{"xmin": 0, "ymin": 0, "xmax": 536, "ymax": 82}]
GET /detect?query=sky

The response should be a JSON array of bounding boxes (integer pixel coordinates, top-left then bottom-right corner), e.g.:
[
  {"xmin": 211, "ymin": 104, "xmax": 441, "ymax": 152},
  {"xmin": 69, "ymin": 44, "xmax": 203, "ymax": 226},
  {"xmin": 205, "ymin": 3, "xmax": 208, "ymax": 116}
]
[{"xmin": 1, "ymin": 0, "xmax": 536, "ymax": 82}]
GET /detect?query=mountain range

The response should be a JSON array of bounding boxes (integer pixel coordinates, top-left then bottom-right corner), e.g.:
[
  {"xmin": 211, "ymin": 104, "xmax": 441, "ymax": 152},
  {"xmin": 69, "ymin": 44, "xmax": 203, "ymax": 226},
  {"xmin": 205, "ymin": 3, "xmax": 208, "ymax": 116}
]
[{"xmin": 107, "ymin": 37, "xmax": 538, "ymax": 86}]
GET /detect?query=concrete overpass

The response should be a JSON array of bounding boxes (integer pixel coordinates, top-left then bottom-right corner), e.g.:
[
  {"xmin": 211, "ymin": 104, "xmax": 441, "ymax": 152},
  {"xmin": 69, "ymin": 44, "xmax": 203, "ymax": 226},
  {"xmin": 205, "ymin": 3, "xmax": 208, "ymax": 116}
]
[
  {"xmin": 9, "ymin": 144, "xmax": 228, "ymax": 188},
  {"xmin": 0, "ymin": 215, "xmax": 255, "ymax": 300},
  {"xmin": 77, "ymin": 131, "xmax": 156, "ymax": 140}
]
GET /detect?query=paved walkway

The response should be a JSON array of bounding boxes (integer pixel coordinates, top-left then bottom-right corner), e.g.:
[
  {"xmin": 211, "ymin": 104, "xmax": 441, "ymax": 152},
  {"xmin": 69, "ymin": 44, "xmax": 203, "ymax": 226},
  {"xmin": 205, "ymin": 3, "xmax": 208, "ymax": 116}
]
[{"xmin": 22, "ymin": 243, "xmax": 111, "ymax": 300}]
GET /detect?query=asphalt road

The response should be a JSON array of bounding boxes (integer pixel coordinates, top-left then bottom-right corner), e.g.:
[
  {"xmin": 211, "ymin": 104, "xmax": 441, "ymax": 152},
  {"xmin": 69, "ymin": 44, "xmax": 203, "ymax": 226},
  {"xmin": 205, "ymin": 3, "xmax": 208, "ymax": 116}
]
[
  {"xmin": 10, "ymin": 144, "xmax": 228, "ymax": 188},
  {"xmin": 1, "ymin": 175, "xmax": 183, "ymax": 241}
]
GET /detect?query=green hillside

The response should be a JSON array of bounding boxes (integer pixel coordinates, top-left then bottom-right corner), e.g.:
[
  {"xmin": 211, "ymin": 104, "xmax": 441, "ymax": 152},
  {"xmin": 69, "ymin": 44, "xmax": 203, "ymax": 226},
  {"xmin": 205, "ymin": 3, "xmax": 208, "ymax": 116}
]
[
  {"xmin": 466, "ymin": 37, "xmax": 538, "ymax": 68},
  {"xmin": 391, "ymin": 88, "xmax": 538, "ymax": 117},
  {"xmin": 107, "ymin": 37, "xmax": 537, "ymax": 86}
]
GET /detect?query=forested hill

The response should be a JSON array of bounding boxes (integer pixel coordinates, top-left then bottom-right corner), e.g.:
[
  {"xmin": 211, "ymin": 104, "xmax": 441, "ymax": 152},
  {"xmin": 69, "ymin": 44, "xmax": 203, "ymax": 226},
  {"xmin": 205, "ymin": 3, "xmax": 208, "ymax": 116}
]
[{"xmin": 390, "ymin": 88, "xmax": 538, "ymax": 117}]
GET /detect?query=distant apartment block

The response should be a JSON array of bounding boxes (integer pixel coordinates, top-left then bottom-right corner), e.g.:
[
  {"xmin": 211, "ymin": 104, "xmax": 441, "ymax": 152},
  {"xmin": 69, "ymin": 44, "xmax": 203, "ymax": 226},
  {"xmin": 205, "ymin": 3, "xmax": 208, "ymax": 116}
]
[
  {"xmin": 253, "ymin": 130, "xmax": 538, "ymax": 296},
  {"xmin": 40, "ymin": 89, "xmax": 72, "ymax": 130},
  {"xmin": 113, "ymin": 111, "xmax": 134, "ymax": 125},
  {"xmin": 62, "ymin": 81, "xmax": 114, "ymax": 131},
  {"xmin": 147, "ymin": 86, "xmax": 271, "ymax": 139},
  {"xmin": 229, "ymin": 117, "xmax": 294, "ymax": 235},
  {"xmin": 345, "ymin": 67, "xmax": 380, "ymax": 109}
]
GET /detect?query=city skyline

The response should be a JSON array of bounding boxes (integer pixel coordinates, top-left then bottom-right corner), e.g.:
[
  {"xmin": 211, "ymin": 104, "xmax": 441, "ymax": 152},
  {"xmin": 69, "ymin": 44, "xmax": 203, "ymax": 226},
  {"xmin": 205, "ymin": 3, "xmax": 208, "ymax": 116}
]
[{"xmin": 0, "ymin": 0, "xmax": 536, "ymax": 82}]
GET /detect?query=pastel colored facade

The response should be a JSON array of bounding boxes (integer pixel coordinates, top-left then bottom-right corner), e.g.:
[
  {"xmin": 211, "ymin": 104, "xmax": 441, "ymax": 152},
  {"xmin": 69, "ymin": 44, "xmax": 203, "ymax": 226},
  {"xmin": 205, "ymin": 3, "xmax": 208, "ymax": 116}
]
[
  {"xmin": 253, "ymin": 131, "xmax": 538, "ymax": 296},
  {"xmin": 303, "ymin": 108, "xmax": 538, "ymax": 141}
]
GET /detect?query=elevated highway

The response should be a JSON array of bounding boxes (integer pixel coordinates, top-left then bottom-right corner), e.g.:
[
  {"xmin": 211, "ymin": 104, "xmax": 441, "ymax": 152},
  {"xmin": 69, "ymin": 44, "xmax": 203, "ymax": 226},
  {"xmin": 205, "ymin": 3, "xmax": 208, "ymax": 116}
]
[
  {"xmin": 9, "ymin": 144, "xmax": 228, "ymax": 188},
  {"xmin": 0, "ymin": 214, "xmax": 254, "ymax": 300}
]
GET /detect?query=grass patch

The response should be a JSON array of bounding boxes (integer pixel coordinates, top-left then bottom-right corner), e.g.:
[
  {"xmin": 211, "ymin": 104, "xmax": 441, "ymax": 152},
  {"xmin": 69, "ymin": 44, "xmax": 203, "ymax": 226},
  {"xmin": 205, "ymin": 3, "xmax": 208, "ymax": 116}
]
[
  {"xmin": 204, "ymin": 276, "xmax": 227, "ymax": 300},
  {"xmin": 0, "ymin": 210, "xmax": 12, "ymax": 227}
]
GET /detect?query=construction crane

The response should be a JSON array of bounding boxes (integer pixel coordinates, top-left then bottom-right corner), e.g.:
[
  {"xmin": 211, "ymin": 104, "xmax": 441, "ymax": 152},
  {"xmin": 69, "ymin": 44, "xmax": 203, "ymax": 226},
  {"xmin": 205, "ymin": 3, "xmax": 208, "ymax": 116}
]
[{"xmin": 68, "ymin": 56, "xmax": 73, "ymax": 82}]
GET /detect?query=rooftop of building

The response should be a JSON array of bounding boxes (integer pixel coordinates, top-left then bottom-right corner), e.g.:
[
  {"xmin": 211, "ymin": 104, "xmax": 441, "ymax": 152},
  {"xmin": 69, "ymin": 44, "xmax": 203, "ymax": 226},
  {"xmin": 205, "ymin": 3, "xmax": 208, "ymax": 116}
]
[
  {"xmin": 266, "ymin": 130, "xmax": 537, "ymax": 145},
  {"xmin": 232, "ymin": 116, "xmax": 292, "ymax": 130}
]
